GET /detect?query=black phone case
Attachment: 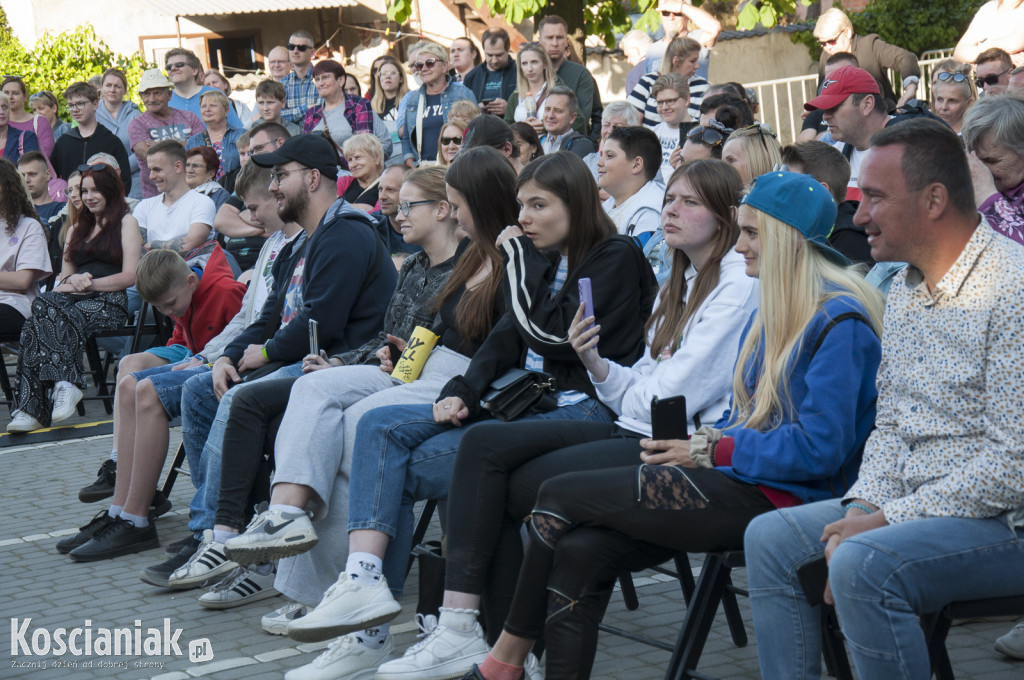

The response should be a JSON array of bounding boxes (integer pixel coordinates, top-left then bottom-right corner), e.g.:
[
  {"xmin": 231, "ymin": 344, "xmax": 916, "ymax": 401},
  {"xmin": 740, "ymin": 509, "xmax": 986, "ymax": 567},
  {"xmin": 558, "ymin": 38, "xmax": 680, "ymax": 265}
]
[{"xmin": 651, "ymin": 395, "xmax": 688, "ymax": 441}]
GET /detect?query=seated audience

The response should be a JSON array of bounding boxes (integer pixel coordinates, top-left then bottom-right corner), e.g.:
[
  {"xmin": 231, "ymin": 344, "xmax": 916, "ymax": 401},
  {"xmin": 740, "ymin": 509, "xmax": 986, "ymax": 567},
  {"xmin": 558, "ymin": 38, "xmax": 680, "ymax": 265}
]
[
  {"xmin": 369, "ymin": 56, "xmax": 408, "ymax": 163},
  {"xmin": 539, "ymin": 87, "xmax": 596, "ymax": 158},
  {"xmin": 622, "ymin": 29, "xmax": 654, "ymax": 94},
  {"xmin": 255, "ymin": 79, "xmax": 301, "ymax": 136},
  {"xmin": 721, "ymin": 124, "xmax": 782, "ymax": 186},
  {"xmin": 166, "ymin": 48, "xmax": 245, "ymax": 130},
  {"xmin": 679, "ymin": 117, "xmax": 733, "ymax": 164},
  {"xmin": 511, "ymin": 121, "xmax": 543, "ymax": 164},
  {"xmin": 961, "ymin": 94, "xmax": 1024, "ymax": 245},
  {"xmin": 341, "ymin": 133, "xmax": 385, "ymax": 210},
  {"xmin": 582, "ymin": 101, "xmax": 641, "ymax": 182},
  {"xmin": 782, "ymin": 140, "xmax": 872, "ymax": 265},
  {"xmin": 449, "ymin": 37, "xmax": 480, "ymax": 83},
  {"xmin": 628, "ymin": 36, "xmax": 709, "ymax": 126},
  {"xmin": 184, "ymin": 147, "xmax": 231, "ymax": 212},
  {"xmin": 3, "ymin": 77, "xmax": 54, "ymax": 161},
  {"xmin": 504, "ymin": 43, "xmax": 570, "ymax": 136},
  {"xmin": 598, "ymin": 126, "xmax": 664, "ymax": 244},
  {"xmin": 51, "ymin": 81, "xmax": 132, "ymax": 193},
  {"xmin": 651, "ymin": 73, "xmax": 697, "ymax": 181},
  {"xmin": 95, "ymin": 68, "xmax": 142, "ymax": 200},
  {"xmin": 399, "ymin": 41, "xmax": 476, "ymax": 166},
  {"xmin": 59, "ymin": 245, "xmax": 244, "ymax": 561},
  {"xmin": 370, "ymin": 164, "xmax": 422, "ymax": 261},
  {"xmin": 7, "ymin": 164, "xmax": 142, "ymax": 432},
  {"xmin": 203, "ymin": 69, "xmax": 253, "ymax": 127},
  {"xmin": 463, "ymin": 28, "xmax": 517, "ymax": 118},
  {"xmin": 435, "ymin": 120, "xmax": 466, "ymax": 168},
  {"xmin": 698, "ymin": 93, "xmax": 752, "ymax": 128},
  {"xmin": 29, "ymin": 90, "xmax": 71, "ymax": 143},
  {"xmin": 746, "ymin": 118, "xmax": 1024, "ymax": 680},
  {"xmin": 931, "ymin": 67, "xmax": 975, "ymax": 135},
  {"xmin": 185, "ymin": 91, "xmax": 244, "ymax": 189},
  {"xmin": 975, "ymin": 47, "xmax": 1014, "ymax": 95},
  {"xmin": 0, "ymin": 157, "xmax": 52, "ymax": 338},
  {"xmin": 302, "ymin": 59, "xmax": 392, "ymax": 159},
  {"xmin": 0, "ymin": 92, "xmax": 40, "ymax": 164},
  {"xmin": 798, "ymin": 53, "xmax": 862, "ymax": 143},
  {"xmin": 461, "ymin": 115, "xmax": 523, "ymax": 173},
  {"xmin": 17, "ymin": 151, "xmax": 64, "ymax": 223},
  {"xmin": 134, "ymin": 141, "xmax": 216, "ymax": 257}
]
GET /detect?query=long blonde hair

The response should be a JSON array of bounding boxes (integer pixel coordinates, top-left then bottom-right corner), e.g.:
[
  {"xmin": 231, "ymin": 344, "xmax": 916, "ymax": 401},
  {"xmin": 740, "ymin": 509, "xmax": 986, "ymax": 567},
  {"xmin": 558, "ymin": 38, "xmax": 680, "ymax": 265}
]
[
  {"xmin": 516, "ymin": 44, "xmax": 556, "ymax": 98},
  {"xmin": 729, "ymin": 206, "xmax": 884, "ymax": 431}
]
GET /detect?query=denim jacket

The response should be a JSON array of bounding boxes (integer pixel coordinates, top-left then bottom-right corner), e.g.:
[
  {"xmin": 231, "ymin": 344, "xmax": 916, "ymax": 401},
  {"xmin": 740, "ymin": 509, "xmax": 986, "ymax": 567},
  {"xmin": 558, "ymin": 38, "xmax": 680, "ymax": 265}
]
[{"xmin": 399, "ymin": 80, "xmax": 477, "ymax": 164}]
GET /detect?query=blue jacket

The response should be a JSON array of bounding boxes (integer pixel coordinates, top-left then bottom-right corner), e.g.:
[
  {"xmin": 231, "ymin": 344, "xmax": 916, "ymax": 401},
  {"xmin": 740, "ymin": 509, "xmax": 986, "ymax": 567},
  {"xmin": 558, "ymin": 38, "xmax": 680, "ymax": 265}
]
[
  {"xmin": 715, "ymin": 294, "xmax": 881, "ymax": 503},
  {"xmin": 185, "ymin": 126, "xmax": 245, "ymax": 178},
  {"xmin": 2, "ymin": 127, "xmax": 38, "ymax": 164},
  {"xmin": 399, "ymin": 80, "xmax": 477, "ymax": 164}
]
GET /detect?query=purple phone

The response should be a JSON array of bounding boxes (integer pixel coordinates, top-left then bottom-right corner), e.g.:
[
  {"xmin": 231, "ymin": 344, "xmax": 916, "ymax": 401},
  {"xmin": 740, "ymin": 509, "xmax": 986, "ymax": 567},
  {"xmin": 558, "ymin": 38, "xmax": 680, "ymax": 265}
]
[{"xmin": 578, "ymin": 277, "xmax": 594, "ymax": 329}]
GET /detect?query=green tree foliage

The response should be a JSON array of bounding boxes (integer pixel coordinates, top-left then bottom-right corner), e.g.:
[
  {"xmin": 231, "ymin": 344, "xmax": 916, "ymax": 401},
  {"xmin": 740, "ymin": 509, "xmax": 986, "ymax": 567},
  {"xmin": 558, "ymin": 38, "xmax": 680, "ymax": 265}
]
[
  {"xmin": 847, "ymin": 0, "xmax": 986, "ymax": 56},
  {"xmin": 0, "ymin": 23, "xmax": 153, "ymax": 118},
  {"xmin": 737, "ymin": 0, "xmax": 812, "ymax": 30}
]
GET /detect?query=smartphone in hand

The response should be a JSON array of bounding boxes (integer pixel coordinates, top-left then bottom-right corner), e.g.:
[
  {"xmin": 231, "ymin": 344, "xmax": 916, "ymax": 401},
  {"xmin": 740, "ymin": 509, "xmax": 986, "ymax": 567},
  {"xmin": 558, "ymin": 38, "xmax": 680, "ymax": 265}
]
[
  {"xmin": 308, "ymin": 318, "xmax": 319, "ymax": 356},
  {"xmin": 578, "ymin": 277, "xmax": 594, "ymax": 330},
  {"xmin": 651, "ymin": 394, "xmax": 688, "ymax": 441}
]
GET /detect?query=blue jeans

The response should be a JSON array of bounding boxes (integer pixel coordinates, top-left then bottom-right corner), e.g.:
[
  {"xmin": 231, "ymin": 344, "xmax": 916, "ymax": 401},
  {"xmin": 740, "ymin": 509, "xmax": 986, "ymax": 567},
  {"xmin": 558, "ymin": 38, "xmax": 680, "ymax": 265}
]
[
  {"xmin": 745, "ymin": 500, "xmax": 1024, "ymax": 680},
  {"xmin": 132, "ymin": 360, "xmax": 206, "ymax": 418},
  {"xmin": 348, "ymin": 397, "xmax": 614, "ymax": 593},
  {"xmin": 180, "ymin": 362, "xmax": 304, "ymax": 535}
]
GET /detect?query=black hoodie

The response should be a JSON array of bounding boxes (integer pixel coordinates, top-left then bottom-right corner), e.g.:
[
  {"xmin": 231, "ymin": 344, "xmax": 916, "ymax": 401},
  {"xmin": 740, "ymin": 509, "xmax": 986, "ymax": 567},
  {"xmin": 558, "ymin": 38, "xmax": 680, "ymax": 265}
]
[{"xmin": 50, "ymin": 122, "xmax": 132, "ymax": 195}]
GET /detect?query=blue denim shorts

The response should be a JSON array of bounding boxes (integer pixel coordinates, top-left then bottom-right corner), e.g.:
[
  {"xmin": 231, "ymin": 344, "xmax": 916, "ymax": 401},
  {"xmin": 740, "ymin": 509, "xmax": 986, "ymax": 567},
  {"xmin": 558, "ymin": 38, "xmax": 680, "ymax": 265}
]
[{"xmin": 131, "ymin": 361, "xmax": 211, "ymax": 419}]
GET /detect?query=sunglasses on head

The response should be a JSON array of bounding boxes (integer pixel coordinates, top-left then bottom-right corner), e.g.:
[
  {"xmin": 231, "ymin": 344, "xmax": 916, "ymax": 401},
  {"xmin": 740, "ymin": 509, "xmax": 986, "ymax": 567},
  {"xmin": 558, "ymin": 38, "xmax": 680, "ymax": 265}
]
[
  {"xmin": 936, "ymin": 72, "xmax": 968, "ymax": 83},
  {"xmin": 976, "ymin": 68, "xmax": 1011, "ymax": 88},
  {"xmin": 287, "ymin": 43, "xmax": 312, "ymax": 52},
  {"xmin": 411, "ymin": 58, "xmax": 440, "ymax": 71},
  {"xmin": 77, "ymin": 163, "xmax": 107, "ymax": 173},
  {"xmin": 686, "ymin": 123, "xmax": 732, "ymax": 147}
]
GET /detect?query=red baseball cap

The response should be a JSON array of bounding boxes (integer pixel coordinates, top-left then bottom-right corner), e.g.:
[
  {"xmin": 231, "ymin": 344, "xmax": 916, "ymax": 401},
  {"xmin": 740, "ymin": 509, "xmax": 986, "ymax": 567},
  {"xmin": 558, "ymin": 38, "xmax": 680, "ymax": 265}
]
[{"xmin": 804, "ymin": 65, "xmax": 881, "ymax": 111}]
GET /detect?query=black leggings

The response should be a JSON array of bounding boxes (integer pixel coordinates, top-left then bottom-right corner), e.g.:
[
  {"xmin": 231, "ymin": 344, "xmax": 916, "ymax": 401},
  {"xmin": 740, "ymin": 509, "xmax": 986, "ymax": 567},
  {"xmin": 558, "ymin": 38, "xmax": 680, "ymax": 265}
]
[
  {"xmin": 444, "ymin": 420, "xmax": 645, "ymax": 639},
  {"xmin": 214, "ymin": 376, "xmax": 296, "ymax": 529},
  {"xmin": 503, "ymin": 465, "xmax": 775, "ymax": 678},
  {"xmin": 0, "ymin": 304, "xmax": 27, "ymax": 338}
]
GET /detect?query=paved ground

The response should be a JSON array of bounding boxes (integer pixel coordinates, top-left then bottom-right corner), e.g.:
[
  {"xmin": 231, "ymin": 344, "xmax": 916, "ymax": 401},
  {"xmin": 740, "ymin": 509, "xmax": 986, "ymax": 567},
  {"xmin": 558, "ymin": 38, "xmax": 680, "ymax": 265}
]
[{"xmin": 1, "ymin": 395, "xmax": 1022, "ymax": 680}]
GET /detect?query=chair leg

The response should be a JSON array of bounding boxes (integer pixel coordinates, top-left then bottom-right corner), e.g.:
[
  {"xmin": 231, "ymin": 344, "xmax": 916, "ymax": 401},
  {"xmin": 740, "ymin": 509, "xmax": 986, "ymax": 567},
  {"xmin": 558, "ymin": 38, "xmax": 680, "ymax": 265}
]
[
  {"xmin": 406, "ymin": 499, "xmax": 438, "ymax": 577},
  {"xmin": 922, "ymin": 611, "xmax": 955, "ymax": 680},
  {"xmin": 820, "ymin": 604, "xmax": 854, "ymax": 680},
  {"xmin": 721, "ymin": 574, "xmax": 748, "ymax": 648},
  {"xmin": 675, "ymin": 555, "xmax": 696, "ymax": 606},
  {"xmin": 664, "ymin": 553, "xmax": 732, "ymax": 680},
  {"xmin": 0, "ymin": 356, "xmax": 13, "ymax": 414},
  {"xmin": 160, "ymin": 442, "xmax": 188, "ymax": 499}
]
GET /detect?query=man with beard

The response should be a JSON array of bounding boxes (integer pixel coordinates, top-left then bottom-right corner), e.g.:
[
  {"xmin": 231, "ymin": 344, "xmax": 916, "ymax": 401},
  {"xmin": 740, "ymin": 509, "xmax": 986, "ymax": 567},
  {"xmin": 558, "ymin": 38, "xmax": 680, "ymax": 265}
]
[{"xmin": 163, "ymin": 135, "xmax": 398, "ymax": 591}]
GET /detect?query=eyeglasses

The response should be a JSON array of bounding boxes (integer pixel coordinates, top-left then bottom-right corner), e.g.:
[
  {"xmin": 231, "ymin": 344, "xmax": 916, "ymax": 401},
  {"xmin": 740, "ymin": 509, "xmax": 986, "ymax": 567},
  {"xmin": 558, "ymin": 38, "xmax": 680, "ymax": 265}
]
[
  {"xmin": 440, "ymin": 136, "xmax": 462, "ymax": 146},
  {"xmin": 655, "ymin": 96, "xmax": 683, "ymax": 108},
  {"xmin": 66, "ymin": 100, "xmax": 92, "ymax": 110},
  {"xmin": 76, "ymin": 163, "xmax": 107, "ymax": 173},
  {"xmin": 686, "ymin": 123, "xmax": 733, "ymax": 147},
  {"xmin": 398, "ymin": 199, "xmax": 436, "ymax": 216},
  {"xmin": 976, "ymin": 68, "xmax": 1011, "ymax": 88},
  {"xmin": 248, "ymin": 141, "xmax": 274, "ymax": 156},
  {"xmin": 817, "ymin": 33, "xmax": 844, "ymax": 47},
  {"xmin": 411, "ymin": 58, "xmax": 440, "ymax": 71},
  {"xmin": 270, "ymin": 167, "xmax": 313, "ymax": 184},
  {"xmin": 936, "ymin": 72, "xmax": 968, "ymax": 83},
  {"xmin": 287, "ymin": 43, "xmax": 313, "ymax": 52},
  {"xmin": 166, "ymin": 61, "xmax": 188, "ymax": 71},
  {"xmin": 185, "ymin": 162, "xmax": 208, "ymax": 171},
  {"xmin": 660, "ymin": 10, "xmax": 684, "ymax": 17}
]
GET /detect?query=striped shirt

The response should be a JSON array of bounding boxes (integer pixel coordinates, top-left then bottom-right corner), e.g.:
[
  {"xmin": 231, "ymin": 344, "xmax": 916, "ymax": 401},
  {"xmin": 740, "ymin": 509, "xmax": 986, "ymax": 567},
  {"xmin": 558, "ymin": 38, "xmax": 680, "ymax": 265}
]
[{"xmin": 627, "ymin": 72, "xmax": 708, "ymax": 127}]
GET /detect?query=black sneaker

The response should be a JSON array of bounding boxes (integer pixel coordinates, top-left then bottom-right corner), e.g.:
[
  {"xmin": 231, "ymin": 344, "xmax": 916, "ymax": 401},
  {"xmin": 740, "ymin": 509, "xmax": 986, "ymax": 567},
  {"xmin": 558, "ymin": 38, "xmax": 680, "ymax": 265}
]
[
  {"xmin": 68, "ymin": 516, "xmax": 159, "ymax": 562},
  {"xmin": 149, "ymin": 490, "xmax": 172, "ymax": 519},
  {"xmin": 79, "ymin": 459, "xmax": 116, "ymax": 503},
  {"xmin": 165, "ymin": 534, "xmax": 195, "ymax": 556},
  {"xmin": 141, "ymin": 535, "xmax": 201, "ymax": 587},
  {"xmin": 56, "ymin": 510, "xmax": 114, "ymax": 554}
]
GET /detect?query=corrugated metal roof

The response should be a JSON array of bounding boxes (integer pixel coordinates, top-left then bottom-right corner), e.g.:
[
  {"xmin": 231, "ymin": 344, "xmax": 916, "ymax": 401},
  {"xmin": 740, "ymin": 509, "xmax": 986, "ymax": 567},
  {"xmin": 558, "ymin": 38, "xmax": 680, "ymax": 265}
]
[{"xmin": 138, "ymin": 0, "xmax": 359, "ymax": 16}]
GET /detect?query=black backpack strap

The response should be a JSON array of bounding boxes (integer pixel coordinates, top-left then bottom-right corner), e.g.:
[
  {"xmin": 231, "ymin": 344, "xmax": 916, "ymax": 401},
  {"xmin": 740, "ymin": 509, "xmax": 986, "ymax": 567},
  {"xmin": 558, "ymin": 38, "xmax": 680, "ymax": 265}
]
[{"xmin": 809, "ymin": 311, "xmax": 875, "ymax": 359}]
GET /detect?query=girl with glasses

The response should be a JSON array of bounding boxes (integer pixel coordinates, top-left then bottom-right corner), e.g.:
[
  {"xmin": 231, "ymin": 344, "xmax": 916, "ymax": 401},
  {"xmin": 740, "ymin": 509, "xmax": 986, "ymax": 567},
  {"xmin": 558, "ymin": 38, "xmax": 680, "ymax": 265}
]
[
  {"xmin": 651, "ymin": 72, "xmax": 696, "ymax": 181},
  {"xmin": 368, "ymin": 56, "xmax": 409, "ymax": 164},
  {"xmin": 398, "ymin": 41, "xmax": 477, "ymax": 167}
]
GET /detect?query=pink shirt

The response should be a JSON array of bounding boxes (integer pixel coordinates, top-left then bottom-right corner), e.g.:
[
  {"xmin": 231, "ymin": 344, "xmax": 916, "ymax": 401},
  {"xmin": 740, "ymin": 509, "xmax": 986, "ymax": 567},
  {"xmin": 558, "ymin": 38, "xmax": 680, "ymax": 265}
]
[{"xmin": 128, "ymin": 108, "xmax": 204, "ymax": 198}]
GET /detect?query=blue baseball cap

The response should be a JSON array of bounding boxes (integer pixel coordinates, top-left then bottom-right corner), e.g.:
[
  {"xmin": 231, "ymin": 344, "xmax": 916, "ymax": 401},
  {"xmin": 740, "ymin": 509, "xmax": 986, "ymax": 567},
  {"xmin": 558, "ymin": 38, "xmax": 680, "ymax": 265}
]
[{"xmin": 741, "ymin": 171, "xmax": 850, "ymax": 266}]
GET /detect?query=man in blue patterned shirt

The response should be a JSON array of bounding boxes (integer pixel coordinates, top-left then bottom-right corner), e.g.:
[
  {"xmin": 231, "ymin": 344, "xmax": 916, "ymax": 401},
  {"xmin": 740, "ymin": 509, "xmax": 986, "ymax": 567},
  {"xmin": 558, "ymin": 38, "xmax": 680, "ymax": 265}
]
[{"xmin": 281, "ymin": 30, "xmax": 320, "ymax": 124}]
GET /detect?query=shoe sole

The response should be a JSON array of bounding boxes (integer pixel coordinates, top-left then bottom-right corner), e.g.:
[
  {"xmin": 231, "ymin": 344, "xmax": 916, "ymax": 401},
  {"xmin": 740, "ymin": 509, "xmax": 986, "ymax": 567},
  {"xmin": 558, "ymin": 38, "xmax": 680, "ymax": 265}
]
[
  {"xmin": 167, "ymin": 561, "xmax": 239, "ymax": 590},
  {"xmin": 286, "ymin": 604, "xmax": 402, "ymax": 643},
  {"xmin": 994, "ymin": 639, "xmax": 1024, "ymax": 660},
  {"xmin": 199, "ymin": 586, "xmax": 280, "ymax": 610},
  {"xmin": 224, "ymin": 535, "xmax": 319, "ymax": 566},
  {"xmin": 68, "ymin": 536, "xmax": 160, "ymax": 562},
  {"xmin": 374, "ymin": 657, "xmax": 487, "ymax": 680},
  {"xmin": 149, "ymin": 497, "xmax": 173, "ymax": 519},
  {"xmin": 78, "ymin": 487, "xmax": 116, "ymax": 503},
  {"xmin": 139, "ymin": 570, "xmax": 173, "ymax": 588}
]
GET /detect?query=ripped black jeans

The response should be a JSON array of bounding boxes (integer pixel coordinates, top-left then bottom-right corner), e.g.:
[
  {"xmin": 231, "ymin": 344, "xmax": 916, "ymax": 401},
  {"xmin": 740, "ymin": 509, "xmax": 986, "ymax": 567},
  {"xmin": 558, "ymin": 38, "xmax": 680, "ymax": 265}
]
[{"xmin": 504, "ymin": 465, "xmax": 775, "ymax": 679}]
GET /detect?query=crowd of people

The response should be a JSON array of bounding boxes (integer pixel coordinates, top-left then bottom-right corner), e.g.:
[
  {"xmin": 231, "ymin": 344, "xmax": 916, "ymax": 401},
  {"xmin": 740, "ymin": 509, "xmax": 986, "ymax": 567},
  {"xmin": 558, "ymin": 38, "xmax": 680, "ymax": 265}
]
[{"xmin": 2, "ymin": 1, "xmax": 1024, "ymax": 679}]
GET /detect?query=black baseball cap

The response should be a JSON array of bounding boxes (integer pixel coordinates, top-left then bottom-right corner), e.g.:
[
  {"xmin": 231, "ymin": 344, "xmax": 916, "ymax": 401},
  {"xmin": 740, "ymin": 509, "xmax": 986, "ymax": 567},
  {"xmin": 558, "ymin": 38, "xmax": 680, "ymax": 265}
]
[{"xmin": 250, "ymin": 134, "xmax": 339, "ymax": 179}]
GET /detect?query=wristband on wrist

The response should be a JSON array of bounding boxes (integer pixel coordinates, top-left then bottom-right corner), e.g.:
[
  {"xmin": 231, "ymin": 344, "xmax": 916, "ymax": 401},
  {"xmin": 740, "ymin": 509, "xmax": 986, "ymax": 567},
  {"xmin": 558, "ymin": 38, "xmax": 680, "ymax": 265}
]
[
  {"xmin": 846, "ymin": 502, "xmax": 875, "ymax": 515},
  {"xmin": 261, "ymin": 345, "xmax": 269, "ymax": 359}
]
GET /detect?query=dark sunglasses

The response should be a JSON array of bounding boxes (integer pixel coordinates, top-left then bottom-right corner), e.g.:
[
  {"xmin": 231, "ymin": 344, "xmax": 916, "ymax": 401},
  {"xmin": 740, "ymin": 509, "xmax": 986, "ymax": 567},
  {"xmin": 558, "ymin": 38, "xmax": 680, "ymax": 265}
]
[
  {"xmin": 440, "ymin": 136, "xmax": 463, "ymax": 145},
  {"xmin": 77, "ymin": 163, "xmax": 107, "ymax": 173},
  {"xmin": 660, "ymin": 10, "xmax": 684, "ymax": 17},
  {"xmin": 411, "ymin": 58, "xmax": 440, "ymax": 71},
  {"xmin": 287, "ymin": 43, "xmax": 312, "ymax": 52},
  {"xmin": 936, "ymin": 72, "xmax": 968, "ymax": 83},
  {"xmin": 686, "ymin": 123, "xmax": 732, "ymax": 147},
  {"xmin": 976, "ymin": 68, "xmax": 1010, "ymax": 88}
]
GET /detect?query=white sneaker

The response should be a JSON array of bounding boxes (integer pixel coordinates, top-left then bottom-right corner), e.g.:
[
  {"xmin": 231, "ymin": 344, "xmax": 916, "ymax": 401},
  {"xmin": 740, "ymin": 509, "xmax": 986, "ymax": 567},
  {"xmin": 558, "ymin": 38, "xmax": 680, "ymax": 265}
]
[
  {"xmin": 263, "ymin": 601, "xmax": 309, "ymax": 636},
  {"xmin": 198, "ymin": 565, "xmax": 280, "ymax": 609},
  {"xmin": 168, "ymin": 530, "xmax": 238, "ymax": 589},
  {"xmin": 50, "ymin": 381, "xmax": 83, "ymax": 422},
  {"xmin": 224, "ymin": 506, "xmax": 317, "ymax": 565},
  {"xmin": 995, "ymin": 620, "xmax": 1024, "ymax": 659},
  {"xmin": 287, "ymin": 573, "xmax": 402, "ymax": 643},
  {"xmin": 6, "ymin": 411, "xmax": 43, "ymax": 433},
  {"xmin": 285, "ymin": 632, "xmax": 395, "ymax": 680},
  {"xmin": 524, "ymin": 653, "xmax": 544, "ymax": 680},
  {"xmin": 374, "ymin": 610, "xmax": 488, "ymax": 680}
]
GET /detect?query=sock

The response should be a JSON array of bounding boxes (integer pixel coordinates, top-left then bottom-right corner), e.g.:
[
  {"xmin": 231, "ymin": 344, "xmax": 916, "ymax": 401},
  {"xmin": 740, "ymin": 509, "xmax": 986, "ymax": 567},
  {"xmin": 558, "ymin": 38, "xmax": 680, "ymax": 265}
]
[
  {"xmin": 438, "ymin": 607, "xmax": 480, "ymax": 632},
  {"xmin": 479, "ymin": 654, "xmax": 523, "ymax": 680},
  {"xmin": 120, "ymin": 511, "xmax": 149, "ymax": 528},
  {"xmin": 109, "ymin": 449, "xmax": 117, "ymax": 463},
  {"xmin": 355, "ymin": 622, "xmax": 389, "ymax": 648},
  {"xmin": 212, "ymin": 529, "xmax": 237, "ymax": 545},
  {"xmin": 108, "ymin": 504, "xmax": 124, "ymax": 518},
  {"xmin": 254, "ymin": 562, "xmax": 274, "ymax": 575},
  {"xmin": 269, "ymin": 503, "xmax": 304, "ymax": 515},
  {"xmin": 346, "ymin": 552, "xmax": 383, "ymax": 582}
]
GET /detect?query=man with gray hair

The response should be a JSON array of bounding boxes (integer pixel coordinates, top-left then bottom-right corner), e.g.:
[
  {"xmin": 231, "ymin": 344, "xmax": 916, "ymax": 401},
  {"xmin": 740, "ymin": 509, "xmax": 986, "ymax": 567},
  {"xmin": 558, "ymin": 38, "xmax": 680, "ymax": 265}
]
[
  {"xmin": 540, "ymin": 86, "xmax": 597, "ymax": 158},
  {"xmin": 584, "ymin": 101, "xmax": 642, "ymax": 181}
]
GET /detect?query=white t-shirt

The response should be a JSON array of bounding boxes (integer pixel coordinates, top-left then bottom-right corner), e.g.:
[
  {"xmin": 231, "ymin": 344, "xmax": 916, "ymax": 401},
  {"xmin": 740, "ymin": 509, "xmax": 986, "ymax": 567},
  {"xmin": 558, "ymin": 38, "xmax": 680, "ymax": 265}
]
[
  {"xmin": 602, "ymin": 180, "xmax": 664, "ymax": 237},
  {"xmin": 0, "ymin": 216, "xmax": 52, "ymax": 318},
  {"xmin": 133, "ymin": 189, "xmax": 216, "ymax": 245},
  {"xmin": 833, "ymin": 141, "xmax": 866, "ymax": 202},
  {"xmin": 653, "ymin": 121, "xmax": 681, "ymax": 185}
]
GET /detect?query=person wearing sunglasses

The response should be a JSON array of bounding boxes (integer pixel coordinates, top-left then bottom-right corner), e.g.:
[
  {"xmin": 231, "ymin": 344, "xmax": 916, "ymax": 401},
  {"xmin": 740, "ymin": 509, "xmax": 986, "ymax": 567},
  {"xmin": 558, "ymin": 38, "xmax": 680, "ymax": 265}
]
[
  {"xmin": 643, "ymin": 0, "xmax": 721, "ymax": 81},
  {"xmin": 165, "ymin": 48, "xmax": 246, "ymax": 132},
  {"xmin": 436, "ymin": 120, "xmax": 467, "ymax": 167},
  {"xmin": 974, "ymin": 47, "xmax": 1014, "ymax": 95},
  {"xmin": 280, "ymin": 30, "xmax": 321, "ymax": 125},
  {"xmin": 931, "ymin": 69, "xmax": 976, "ymax": 135},
  {"xmin": 679, "ymin": 116, "xmax": 732, "ymax": 165},
  {"xmin": 812, "ymin": 8, "xmax": 920, "ymax": 108},
  {"xmin": 398, "ymin": 40, "xmax": 477, "ymax": 167},
  {"xmin": 721, "ymin": 124, "xmax": 782, "ymax": 187},
  {"xmin": 51, "ymin": 81, "xmax": 132, "ymax": 195}
]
